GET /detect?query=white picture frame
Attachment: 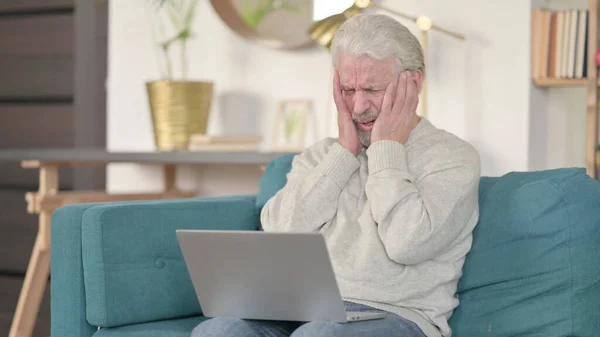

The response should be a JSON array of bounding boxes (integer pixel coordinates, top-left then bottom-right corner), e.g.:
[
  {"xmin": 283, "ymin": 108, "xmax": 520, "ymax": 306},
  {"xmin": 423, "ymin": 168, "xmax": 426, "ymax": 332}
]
[{"xmin": 271, "ymin": 99, "xmax": 311, "ymax": 152}]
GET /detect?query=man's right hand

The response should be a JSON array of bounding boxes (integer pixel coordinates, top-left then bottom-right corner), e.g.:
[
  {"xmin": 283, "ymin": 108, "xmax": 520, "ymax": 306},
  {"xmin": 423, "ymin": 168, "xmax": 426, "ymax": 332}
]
[{"xmin": 333, "ymin": 70, "xmax": 362, "ymax": 157}]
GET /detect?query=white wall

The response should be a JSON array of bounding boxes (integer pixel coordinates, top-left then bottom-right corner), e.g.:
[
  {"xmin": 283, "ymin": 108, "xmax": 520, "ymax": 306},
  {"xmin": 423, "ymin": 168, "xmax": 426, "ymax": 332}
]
[
  {"xmin": 107, "ymin": 0, "xmax": 554, "ymax": 196},
  {"xmin": 529, "ymin": 87, "xmax": 586, "ymax": 170}
]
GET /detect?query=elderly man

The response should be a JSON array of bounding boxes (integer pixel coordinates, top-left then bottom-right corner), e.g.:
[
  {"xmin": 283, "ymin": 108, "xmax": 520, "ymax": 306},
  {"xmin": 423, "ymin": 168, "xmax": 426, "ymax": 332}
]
[{"xmin": 192, "ymin": 13, "xmax": 480, "ymax": 337}]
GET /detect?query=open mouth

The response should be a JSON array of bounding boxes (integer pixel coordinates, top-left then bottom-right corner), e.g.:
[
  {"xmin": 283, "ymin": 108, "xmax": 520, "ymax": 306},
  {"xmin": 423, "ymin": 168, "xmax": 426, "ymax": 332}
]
[{"xmin": 357, "ymin": 120, "xmax": 375, "ymax": 131}]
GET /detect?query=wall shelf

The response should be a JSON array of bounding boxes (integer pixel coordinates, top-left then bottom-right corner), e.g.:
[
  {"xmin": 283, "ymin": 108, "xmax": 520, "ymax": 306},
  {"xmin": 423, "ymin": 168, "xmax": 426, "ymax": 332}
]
[{"xmin": 533, "ymin": 78, "xmax": 589, "ymax": 87}]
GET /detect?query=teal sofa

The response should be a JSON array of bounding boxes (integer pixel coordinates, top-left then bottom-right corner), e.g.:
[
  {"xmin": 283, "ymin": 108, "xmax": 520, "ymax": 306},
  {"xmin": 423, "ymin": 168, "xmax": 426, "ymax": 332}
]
[{"xmin": 51, "ymin": 154, "xmax": 600, "ymax": 337}]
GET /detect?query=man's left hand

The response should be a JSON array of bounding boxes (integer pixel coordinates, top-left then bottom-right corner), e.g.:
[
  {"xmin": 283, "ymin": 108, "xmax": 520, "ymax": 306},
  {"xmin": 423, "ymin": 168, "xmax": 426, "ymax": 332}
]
[{"xmin": 371, "ymin": 71, "xmax": 420, "ymax": 145}]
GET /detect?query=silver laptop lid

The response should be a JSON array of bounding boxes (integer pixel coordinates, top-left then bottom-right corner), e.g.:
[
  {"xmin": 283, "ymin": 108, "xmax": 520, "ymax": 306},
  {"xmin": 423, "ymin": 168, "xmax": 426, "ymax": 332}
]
[{"xmin": 176, "ymin": 230, "xmax": 347, "ymax": 322}]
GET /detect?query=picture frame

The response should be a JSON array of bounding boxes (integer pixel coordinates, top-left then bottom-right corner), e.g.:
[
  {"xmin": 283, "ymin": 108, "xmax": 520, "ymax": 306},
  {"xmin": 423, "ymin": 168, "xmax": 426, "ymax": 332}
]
[{"xmin": 271, "ymin": 99, "xmax": 312, "ymax": 152}]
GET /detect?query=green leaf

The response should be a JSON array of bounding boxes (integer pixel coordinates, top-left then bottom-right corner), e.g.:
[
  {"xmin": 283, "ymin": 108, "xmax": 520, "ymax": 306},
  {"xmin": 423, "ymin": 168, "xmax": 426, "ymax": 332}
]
[
  {"xmin": 148, "ymin": 0, "xmax": 198, "ymax": 80},
  {"xmin": 177, "ymin": 28, "xmax": 190, "ymax": 40},
  {"xmin": 184, "ymin": 0, "xmax": 198, "ymax": 27},
  {"xmin": 166, "ymin": 2, "xmax": 183, "ymax": 31}
]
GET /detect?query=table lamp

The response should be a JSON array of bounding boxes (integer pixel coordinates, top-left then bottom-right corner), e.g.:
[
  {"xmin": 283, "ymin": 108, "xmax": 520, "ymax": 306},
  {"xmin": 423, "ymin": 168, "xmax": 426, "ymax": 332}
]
[{"xmin": 308, "ymin": 0, "xmax": 465, "ymax": 117}]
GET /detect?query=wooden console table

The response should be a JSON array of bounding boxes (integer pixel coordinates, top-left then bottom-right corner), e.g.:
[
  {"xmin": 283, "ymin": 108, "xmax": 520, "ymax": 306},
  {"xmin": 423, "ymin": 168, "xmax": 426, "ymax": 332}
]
[{"xmin": 0, "ymin": 148, "xmax": 290, "ymax": 337}]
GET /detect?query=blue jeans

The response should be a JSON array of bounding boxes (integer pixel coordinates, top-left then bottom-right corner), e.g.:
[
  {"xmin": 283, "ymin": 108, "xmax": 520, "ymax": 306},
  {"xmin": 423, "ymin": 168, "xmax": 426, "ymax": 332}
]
[{"xmin": 191, "ymin": 301, "xmax": 427, "ymax": 337}]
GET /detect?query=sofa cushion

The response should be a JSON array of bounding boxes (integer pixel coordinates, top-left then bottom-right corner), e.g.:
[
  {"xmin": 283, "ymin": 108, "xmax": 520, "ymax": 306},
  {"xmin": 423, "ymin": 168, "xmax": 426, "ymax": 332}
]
[
  {"xmin": 449, "ymin": 168, "xmax": 600, "ymax": 336},
  {"xmin": 81, "ymin": 196, "xmax": 260, "ymax": 328},
  {"xmin": 93, "ymin": 316, "xmax": 207, "ymax": 337},
  {"xmin": 256, "ymin": 153, "xmax": 296, "ymax": 222}
]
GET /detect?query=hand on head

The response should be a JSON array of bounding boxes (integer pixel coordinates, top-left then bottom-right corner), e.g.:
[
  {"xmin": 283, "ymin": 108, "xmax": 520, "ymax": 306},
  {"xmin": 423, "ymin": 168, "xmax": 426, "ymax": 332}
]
[
  {"xmin": 333, "ymin": 69, "xmax": 362, "ymax": 157},
  {"xmin": 371, "ymin": 70, "xmax": 421, "ymax": 145}
]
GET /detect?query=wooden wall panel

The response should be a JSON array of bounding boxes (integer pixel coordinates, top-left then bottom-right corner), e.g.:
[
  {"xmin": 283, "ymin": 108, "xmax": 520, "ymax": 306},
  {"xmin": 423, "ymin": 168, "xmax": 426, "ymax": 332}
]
[
  {"xmin": 0, "ymin": 104, "xmax": 74, "ymax": 146},
  {"xmin": 0, "ymin": 14, "xmax": 73, "ymax": 99},
  {"xmin": 0, "ymin": 236, "xmax": 36, "ymax": 274},
  {"xmin": 0, "ymin": 14, "xmax": 73, "ymax": 57},
  {"xmin": 0, "ymin": 0, "xmax": 73, "ymax": 13},
  {"xmin": 0, "ymin": 164, "xmax": 40, "ymax": 188},
  {"xmin": 0, "ymin": 276, "xmax": 50, "ymax": 337},
  {"xmin": 0, "ymin": 163, "xmax": 75, "ymax": 190},
  {"xmin": 0, "ymin": 104, "xmax": 74, "ymax": 147},
  {"xmin": 73, "ymin": 0, "xmax": 108, "ymax": 190},
  {"xmin": 0, "ymin": 233, "xmax": 36, "ymax": 273},
  {"xmin": 0, "ymin": 56, "xmax": 73, "ymax": 99},
  {"xmin": 0, "ymin": 191, "xmax": 37, "ymax": 272},
  {"xmin": 0, "ymin": 105, "xmax": 74, "ymax": 187},
  {"xmin": 0, "ymin": 163, "xmax": 73, "ymax": 189},
  {"xmin": 0, "ymin": 1, "xmax": 100, "ymax": 335},
  {"xmin": 0, "ymin": 191, "xmax": 36, "ymax": 232}
]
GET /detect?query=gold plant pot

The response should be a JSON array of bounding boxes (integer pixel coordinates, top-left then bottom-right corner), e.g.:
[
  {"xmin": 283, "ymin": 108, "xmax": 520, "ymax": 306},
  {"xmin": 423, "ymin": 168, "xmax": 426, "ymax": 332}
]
[{"xmin": 146, "ymin": 80, "xmax": 214, "ymax": 151}]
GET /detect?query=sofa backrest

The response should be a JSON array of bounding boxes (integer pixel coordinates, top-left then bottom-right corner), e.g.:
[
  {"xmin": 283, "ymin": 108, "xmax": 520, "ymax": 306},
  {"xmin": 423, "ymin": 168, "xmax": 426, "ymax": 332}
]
[
  {"xmin": 77, "ymin": 196, "xmax": 261, "ymax": 329},
  {"xmin": 256, "ymin": 153, "xmax": 296, "ymax": 213},
  {"xmin": 257, "ymin": 154, "xmax": 600, "ymax": 336},
  {"xmin": 449, "ymin": 167, "xmax": 600, "ymax": 336}
]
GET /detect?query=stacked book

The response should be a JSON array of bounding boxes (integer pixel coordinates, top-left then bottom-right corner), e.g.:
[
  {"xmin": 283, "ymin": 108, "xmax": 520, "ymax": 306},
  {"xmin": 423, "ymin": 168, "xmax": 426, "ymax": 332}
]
[
  {"xmin": 188, "ymin": 135, "xmax": 262, "ymax": 152},
  {"xmin": 532, "ymin": 8, "xmax": 589, "ymax": 80}
]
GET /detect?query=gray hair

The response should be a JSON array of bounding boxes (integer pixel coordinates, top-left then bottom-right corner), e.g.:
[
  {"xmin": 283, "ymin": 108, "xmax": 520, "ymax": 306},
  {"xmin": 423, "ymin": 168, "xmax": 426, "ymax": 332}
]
[{"xmin": 331, "ymin": 13, "xmax": 425, "ymax": 77}]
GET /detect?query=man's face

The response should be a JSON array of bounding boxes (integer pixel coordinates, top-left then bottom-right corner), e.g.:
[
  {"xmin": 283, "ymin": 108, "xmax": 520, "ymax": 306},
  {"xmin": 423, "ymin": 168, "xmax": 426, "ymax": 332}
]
[{"xmin": 337, "ymin": 53, "xmax": 397, "ymax": 147}]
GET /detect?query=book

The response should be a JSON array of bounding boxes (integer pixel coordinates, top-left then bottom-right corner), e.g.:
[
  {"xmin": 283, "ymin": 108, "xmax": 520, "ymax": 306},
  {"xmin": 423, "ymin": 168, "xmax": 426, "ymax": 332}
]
[
  {"xmin": 555, "ymin": 11, "xmax": 564, "ymax": 77},
  {"xmin": 561, "ymin": 9, "xmax": 571, "ymax": 78},
  {"xmin": 532, "ymin": 8, "xmax": 589, "ymax": 81},
  {"xmin": 548, "ymin": 11, "xmax": 558, "ymax": 78},
  {"xmin": 189, "ymin": 135, "xmax": 262, "ymax": 145},
  {"xmin": 187, "ymin": 135, "xmax": 262, "ymax": 152},
  {"xmin": 576, "ymin": 9, "xmax": 589, "ymax": 78},
  {"xmin": 541, "ymin": 9, "xmax": 552, "ymax": 78},
  {"xmin": 567, "ymin": 9, "xmax": 578, "ymax": 78},
  {"xmin": 188, "ymin": 143, "xmax": 260, "ymax": 152}
]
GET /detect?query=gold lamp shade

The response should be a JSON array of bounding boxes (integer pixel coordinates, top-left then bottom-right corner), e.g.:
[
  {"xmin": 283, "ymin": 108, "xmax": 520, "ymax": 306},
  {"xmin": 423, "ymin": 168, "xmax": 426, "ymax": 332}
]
[
  {"xmin": 307, "ymin": 0, "xmax": 465, "ymax": 49},
  {"xmin": 307, "ymin": 4, "xmax": 362, "ymax": 50}
]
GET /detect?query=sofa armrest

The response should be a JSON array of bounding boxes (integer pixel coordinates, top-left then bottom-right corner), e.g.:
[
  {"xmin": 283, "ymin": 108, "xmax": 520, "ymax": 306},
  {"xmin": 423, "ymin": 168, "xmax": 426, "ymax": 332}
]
[
  {"xmin": 51, "ymin": 196, "xmax": 260, "ymax": 335},
  {"xmin": 52, "ymin": 203, "xmax": 107, "ymax": 337}
]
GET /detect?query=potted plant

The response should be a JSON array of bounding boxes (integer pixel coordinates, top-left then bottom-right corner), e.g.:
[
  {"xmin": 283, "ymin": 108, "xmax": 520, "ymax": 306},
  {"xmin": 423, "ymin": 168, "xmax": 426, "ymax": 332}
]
[{"xmin": 146, "ymin": 0, "xmax": 213, "ymax": 151}]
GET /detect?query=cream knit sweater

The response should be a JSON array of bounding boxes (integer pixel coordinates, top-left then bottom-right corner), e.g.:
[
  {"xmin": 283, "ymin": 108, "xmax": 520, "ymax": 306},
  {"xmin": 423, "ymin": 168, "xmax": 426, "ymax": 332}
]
[{"xmin": 260, "ymin": 118, "xmax": 481, "ymax": 337}]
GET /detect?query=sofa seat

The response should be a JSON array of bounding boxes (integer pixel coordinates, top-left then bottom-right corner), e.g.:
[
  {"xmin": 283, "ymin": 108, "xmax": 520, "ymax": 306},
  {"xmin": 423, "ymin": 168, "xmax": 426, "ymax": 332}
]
[{"xmin": 93, "ymin": 316, "xmax": 207, "ymax": 337}]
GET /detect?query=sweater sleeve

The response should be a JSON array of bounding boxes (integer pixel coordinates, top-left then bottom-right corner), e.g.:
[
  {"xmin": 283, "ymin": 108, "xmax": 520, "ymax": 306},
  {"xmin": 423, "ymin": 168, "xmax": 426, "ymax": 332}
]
[
  {"xmin": 365, "ymin": 140, "xmax": 480, "ymax": 265},
  {"xmin": 261, "ymin": 139, "xmax": 360, "ymax": 233}
]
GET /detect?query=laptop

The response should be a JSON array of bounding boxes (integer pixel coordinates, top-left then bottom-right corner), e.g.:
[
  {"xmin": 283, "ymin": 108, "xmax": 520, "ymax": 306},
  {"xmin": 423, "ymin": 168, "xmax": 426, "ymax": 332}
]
[{"xmin": 176, "ymin": 230, "xmax": 387, "ymax": 323}]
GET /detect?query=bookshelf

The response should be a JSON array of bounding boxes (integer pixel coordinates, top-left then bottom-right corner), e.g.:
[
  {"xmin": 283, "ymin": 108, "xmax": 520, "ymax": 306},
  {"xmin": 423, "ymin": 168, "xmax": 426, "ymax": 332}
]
[
  {"xmin": 534, "ymin": 78, "xmax": 589, "ymax": 86},
  {"xmin": 532, "ymin": 0, "xmax": 599, "ymax": 179}
]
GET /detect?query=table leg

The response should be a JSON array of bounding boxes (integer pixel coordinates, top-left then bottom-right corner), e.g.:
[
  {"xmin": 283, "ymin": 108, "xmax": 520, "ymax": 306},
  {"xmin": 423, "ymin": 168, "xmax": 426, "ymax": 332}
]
[
  {"xmin": 9, "ymin": 166, "xmax": 58, "ymax": 337},
  {"xmin": 164, "ymin": 164, "xmax": 177, "ymax": 192},
  {"xmin": 8, "ymin": 215, "xmax": 51, "ymax": 337}
]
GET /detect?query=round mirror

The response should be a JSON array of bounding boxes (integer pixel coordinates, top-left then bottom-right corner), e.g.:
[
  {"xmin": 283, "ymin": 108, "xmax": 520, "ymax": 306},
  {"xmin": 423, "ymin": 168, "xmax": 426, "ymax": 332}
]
[{"xmin": 210, "ymin": 0, "xmax": 355, "ymax": 49}]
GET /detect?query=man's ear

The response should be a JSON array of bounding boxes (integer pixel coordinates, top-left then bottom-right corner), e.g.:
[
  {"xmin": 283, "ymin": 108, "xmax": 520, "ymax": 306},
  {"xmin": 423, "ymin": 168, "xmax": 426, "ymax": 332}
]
[{"xmin": 413, "ymin": 70, "xmax": 424, "ymax": 93}]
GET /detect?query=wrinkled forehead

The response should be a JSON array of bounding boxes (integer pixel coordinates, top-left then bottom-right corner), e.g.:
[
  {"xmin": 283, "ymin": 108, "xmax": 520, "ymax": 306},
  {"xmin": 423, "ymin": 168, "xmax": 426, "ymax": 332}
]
[{"xmin": 337, "ymin": 53, "xmax": 396, "ymax": 83}]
